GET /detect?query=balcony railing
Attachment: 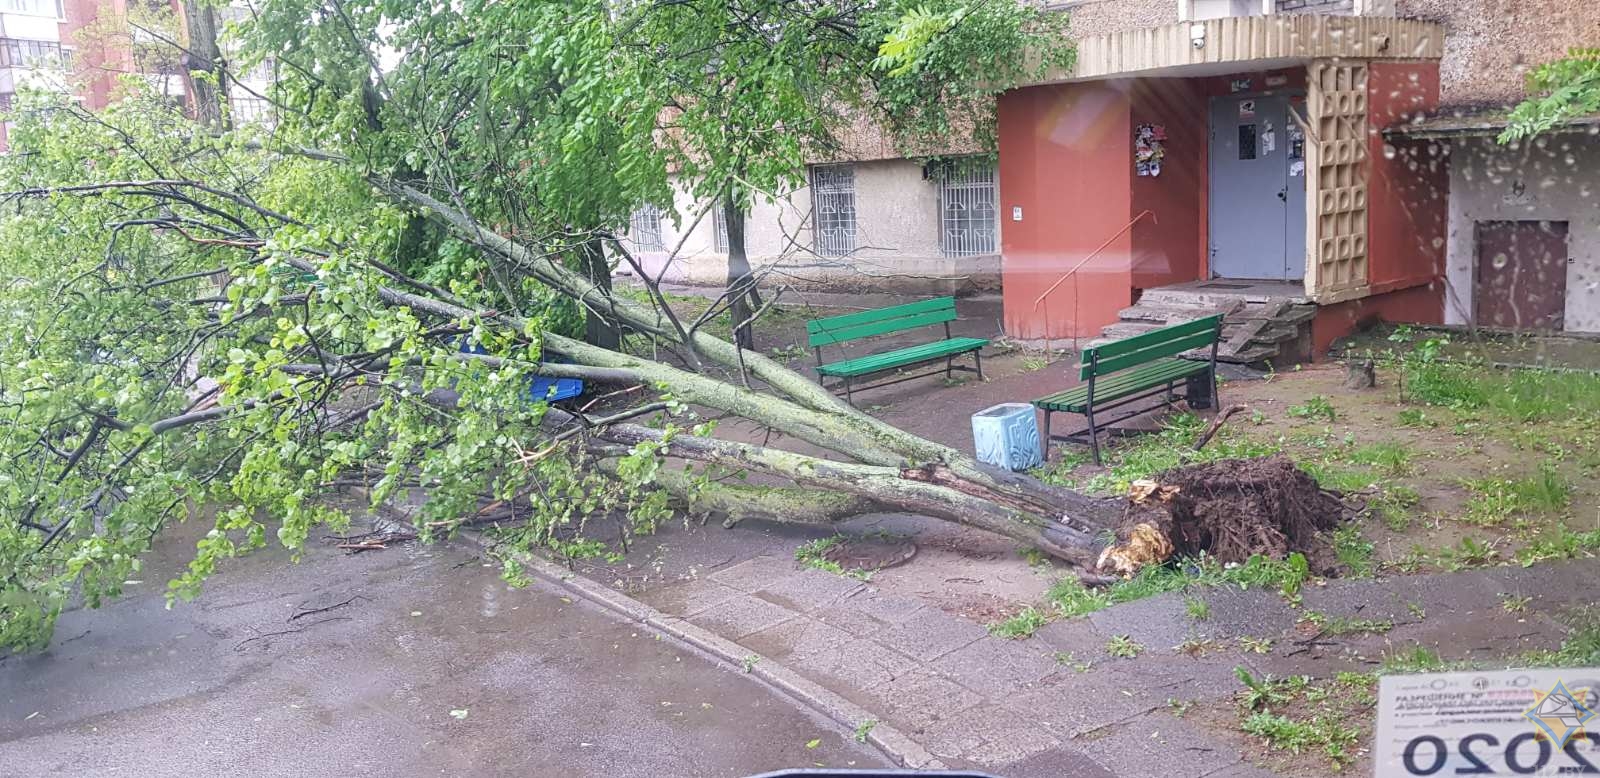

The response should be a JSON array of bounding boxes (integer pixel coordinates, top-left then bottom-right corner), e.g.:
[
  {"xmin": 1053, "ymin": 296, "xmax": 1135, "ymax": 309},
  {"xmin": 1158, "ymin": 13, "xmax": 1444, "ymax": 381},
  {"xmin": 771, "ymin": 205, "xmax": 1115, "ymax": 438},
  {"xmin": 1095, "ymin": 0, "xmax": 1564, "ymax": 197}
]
[{"xmin": 0, "ymin": 39, "xmax": 67, "ymax": 70}]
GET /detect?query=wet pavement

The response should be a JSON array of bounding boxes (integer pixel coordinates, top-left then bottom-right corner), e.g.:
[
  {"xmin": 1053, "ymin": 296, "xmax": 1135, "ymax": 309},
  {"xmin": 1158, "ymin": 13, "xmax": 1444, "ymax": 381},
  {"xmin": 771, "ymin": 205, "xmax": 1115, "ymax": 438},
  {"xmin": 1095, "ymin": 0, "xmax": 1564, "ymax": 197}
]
[{"xmin": 0, "ymin": 523, "xmax": 884, "ymax": 777}]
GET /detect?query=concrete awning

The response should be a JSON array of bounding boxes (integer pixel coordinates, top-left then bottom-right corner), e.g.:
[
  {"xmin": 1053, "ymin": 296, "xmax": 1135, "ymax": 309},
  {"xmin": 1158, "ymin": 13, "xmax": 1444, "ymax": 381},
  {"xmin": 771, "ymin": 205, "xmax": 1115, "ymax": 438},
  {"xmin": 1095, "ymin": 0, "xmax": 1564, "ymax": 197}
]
[
  {"xmin": 1025, "ymin": 14, "xmax": 1445, "ymax": 86},
  {"xmin": 1384, "ymin": 110, "xmax": 1600, "ymax": 140}
]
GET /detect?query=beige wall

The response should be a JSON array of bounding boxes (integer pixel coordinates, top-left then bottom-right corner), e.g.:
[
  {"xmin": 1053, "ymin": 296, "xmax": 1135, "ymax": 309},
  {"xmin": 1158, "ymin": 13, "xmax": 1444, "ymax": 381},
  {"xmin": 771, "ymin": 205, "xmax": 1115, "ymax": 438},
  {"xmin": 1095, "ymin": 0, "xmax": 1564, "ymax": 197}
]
[
  {"xmin": 624, "ymin": 159, "xmax": 1001, "ymax": 294},
  {"xmin": 1064, "ymin": 0, "xmax": 1179, "ymax": 38},
  {"xmin": 1396, "ymin": 0, "xmax": 1600, "ymax": 107},
  {"xmin": 1443, "ymin": 135, "xmax": 1600, "ymax": 333}
]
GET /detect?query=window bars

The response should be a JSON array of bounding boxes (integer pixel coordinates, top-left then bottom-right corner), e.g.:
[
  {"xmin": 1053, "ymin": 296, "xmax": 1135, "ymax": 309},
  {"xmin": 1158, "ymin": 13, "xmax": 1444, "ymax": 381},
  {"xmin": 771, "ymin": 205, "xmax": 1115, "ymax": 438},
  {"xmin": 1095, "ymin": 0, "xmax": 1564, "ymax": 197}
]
[
  {"xmin": 712, "ymin": 206, "xmax": 729, "ymax": 253},
  {"xmin": 811, "ymin": 165, "xmax": 857, "ymax": 257},
  {"xmin": 937, "ymin": 160, "xmax": 998, "ymax": 257},
  {"xmin": 630, "ymin": 204, "xmax": 665, "ymax": 252}
]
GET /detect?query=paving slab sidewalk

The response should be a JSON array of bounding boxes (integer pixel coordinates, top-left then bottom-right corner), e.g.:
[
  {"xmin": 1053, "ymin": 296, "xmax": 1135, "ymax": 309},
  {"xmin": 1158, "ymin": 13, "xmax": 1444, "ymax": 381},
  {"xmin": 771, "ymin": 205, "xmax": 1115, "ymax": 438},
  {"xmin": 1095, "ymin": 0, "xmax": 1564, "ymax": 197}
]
[{"xmin": 630, "ymin": 555, "xmax": 1600, "ymax": 778}]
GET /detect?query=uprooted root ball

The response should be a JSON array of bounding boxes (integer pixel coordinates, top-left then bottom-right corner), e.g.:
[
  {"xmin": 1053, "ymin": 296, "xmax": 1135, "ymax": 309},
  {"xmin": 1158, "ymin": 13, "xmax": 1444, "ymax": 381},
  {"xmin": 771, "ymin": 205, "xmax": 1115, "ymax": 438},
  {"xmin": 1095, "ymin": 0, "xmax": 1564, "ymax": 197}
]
[{"xmin": 1103, "ymin": 455, "xmax": 1348, "ymax": 576}]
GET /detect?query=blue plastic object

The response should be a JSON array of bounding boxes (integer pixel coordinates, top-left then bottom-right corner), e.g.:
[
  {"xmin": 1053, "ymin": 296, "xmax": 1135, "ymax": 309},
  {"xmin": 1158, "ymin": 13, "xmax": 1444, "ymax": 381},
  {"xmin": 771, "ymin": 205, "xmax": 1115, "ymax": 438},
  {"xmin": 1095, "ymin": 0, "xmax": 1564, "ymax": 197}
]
[
  {"xmin": 457, "ymin": 338, "xmax": 585, "ymax": 403},
  {"xmin": 971, "ymin": 402, "xmax": 1043, "ymax": 472}
]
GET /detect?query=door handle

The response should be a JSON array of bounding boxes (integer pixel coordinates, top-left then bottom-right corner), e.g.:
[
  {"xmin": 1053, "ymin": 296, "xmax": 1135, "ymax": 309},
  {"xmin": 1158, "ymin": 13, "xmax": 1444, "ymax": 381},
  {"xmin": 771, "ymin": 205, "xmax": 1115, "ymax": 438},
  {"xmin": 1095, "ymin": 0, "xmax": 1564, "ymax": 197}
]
[{"xmin": 1277, "ymin": 189, "xmax": 1287, "ymax": 202}]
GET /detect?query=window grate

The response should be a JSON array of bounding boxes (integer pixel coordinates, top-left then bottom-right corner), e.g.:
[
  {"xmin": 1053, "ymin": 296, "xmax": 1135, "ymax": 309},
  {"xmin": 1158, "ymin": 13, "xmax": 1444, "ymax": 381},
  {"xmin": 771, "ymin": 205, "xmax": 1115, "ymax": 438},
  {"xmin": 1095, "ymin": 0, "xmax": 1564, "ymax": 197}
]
[
  {"xmin": 712, "ymin": 206, "xmax": 729, "ymax": 253},
  {"xmin": 230, "ymin": 97, "xmax": 272, "ymax": 123},
  {"xmin": 630, "ymin": 205, "xmax": 664, "ymax": 253},
  {"xmin": 811, "ymin": 165, "xmax": 856, "ymax": 257},
  {"xmin": 937, "ymin": 159, "xmax": 998, "ymax": 257}
]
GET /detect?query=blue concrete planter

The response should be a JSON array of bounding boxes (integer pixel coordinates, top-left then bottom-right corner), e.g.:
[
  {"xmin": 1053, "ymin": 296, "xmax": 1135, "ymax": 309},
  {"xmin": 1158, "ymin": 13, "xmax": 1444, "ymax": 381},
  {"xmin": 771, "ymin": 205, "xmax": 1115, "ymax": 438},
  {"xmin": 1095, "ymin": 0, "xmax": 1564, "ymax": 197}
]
[{"xmin": 971, "ymin": 402, "xmax": 1042, "ymax": 472}]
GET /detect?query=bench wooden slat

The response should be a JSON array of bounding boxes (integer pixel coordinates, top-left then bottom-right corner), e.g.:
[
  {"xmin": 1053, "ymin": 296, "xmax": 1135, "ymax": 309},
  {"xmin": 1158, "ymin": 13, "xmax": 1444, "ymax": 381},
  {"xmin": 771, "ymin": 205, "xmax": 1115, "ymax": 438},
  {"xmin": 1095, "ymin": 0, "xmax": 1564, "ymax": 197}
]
[
  {"xmin": 1083, "ymin": 329, "xmax": 1219, "ymax": 379},
  {"xmin": 809, "ymin": 308, "xmax": 960, "ymax": 347},
  {"xmin": 1078, "ymin": 314, "xmax": 1223, "ymax": 380},
  {"xmin": 1084, "ymin": 314, "xmax": 1221, "ymax": 360},
  {"xmin": 806, "ymin": 297, "xmax": 957, "ymax": 346},
  {"xmin": 816, "ymin": 337, "xmax": 988, "ymax": 377},
  {"xmin": 1037, "ymin": 358, "xmax": 1209, "ymax": 412}
]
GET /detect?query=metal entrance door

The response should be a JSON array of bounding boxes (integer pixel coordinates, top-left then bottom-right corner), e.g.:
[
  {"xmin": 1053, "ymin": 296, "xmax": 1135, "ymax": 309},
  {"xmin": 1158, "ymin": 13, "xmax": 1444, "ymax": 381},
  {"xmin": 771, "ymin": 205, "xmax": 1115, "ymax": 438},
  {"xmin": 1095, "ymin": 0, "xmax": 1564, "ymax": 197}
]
[
  {"xmin": 1208, "ymin": 94, "xmax": 1305, "ymax": 280},
  {"xmin": 1475, "ymin": 220, "xmax": 1569, "ymax": 330}
]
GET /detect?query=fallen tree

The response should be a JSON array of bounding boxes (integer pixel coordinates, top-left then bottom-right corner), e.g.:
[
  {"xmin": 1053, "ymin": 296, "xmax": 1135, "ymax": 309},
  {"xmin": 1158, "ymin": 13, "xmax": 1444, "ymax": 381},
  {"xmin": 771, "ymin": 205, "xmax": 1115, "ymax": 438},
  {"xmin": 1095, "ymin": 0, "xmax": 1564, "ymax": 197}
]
[{"xmin": 0, "ymin": 1, "xmax": 1340, "ymax": 652}]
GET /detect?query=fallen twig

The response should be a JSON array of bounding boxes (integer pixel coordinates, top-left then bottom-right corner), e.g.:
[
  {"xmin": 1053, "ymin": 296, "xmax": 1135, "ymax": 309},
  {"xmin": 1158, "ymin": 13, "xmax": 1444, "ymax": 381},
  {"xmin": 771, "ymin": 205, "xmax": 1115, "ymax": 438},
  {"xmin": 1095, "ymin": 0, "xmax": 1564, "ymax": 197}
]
[
  {"xmin": 289, "ymin": 595, "xmax": 367, "ymax": 622},
  {"xmin": 235, "ymin": 616, "xmax": 351, "ymax": 650},
  {"xmin": 336, "ymin": 542, "xmax": 386, "ymax": 552},
  {"xmin": 1192, "ymin": 404, "xmax": 1247, "ymax": 451}
]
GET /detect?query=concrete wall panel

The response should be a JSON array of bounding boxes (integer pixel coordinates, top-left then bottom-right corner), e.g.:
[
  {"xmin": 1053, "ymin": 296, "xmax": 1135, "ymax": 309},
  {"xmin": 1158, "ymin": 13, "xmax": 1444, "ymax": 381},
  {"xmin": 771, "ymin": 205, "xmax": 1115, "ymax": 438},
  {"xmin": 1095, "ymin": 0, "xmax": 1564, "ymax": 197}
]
[
  {"xmin": 1444, "ymin": 136, "xmax": 1600, "ymax": 333},
  {"xmin": 1396, "ymin": 0, "xmax": 1600, "ymax": 108}
]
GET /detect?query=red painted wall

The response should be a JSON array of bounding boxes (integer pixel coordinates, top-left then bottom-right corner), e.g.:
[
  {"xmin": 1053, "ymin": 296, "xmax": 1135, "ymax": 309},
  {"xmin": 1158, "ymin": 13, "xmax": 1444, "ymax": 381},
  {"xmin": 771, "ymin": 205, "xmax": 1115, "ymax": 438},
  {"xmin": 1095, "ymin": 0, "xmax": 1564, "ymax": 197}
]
[
  {"xmin": 1128, "ymin": 78, "xmax": 1207, "ymax": 291},
  {"xmin": 998, "ymin": 81, "xmax": 1135, "ymax": 340},
  {"xmin": 1312, "ymin": 282, "xmax": 1444, "ymax": 357},
  {"xmin": 1366, "ymin": 61, "xmax": 1449, "ymax": 290}
]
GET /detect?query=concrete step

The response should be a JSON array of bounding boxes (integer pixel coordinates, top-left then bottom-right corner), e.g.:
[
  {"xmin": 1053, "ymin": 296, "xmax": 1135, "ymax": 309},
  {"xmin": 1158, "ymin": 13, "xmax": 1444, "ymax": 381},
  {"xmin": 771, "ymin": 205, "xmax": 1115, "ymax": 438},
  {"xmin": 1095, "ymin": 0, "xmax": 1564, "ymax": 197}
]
[
  {"xmin": 1101, "ymin": 286, "xmax": 1316, "ymax": 367},
  {"xmin": 1117, "ymin": 301, "xmax": 1219, "ymax": 323}
]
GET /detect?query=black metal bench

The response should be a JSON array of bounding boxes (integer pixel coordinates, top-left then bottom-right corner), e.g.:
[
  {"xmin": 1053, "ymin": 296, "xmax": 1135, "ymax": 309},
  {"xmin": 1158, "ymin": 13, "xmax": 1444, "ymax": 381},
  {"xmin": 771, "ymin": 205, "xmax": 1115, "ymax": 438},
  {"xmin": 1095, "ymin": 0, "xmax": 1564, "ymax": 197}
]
[{"xmin": 1033, "ymin": 314, "xmax": 1222, "ymax": 464}]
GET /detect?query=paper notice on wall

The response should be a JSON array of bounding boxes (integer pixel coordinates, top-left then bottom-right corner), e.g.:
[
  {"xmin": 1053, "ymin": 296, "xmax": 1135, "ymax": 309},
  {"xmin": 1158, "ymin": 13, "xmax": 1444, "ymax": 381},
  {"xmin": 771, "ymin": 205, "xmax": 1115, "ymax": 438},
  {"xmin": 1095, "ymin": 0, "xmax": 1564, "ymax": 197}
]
[
  {"xmin": 1238, "ymin": 100, "xmax": 1256, "ymax": 120},
  {"xmin": 1290, "ymin": 160, "xmax": 1305, "ymax": 178},
  {"xmin": 1262, "ymin": 122, "xmax": 1277, "ymax": 155},
  {"xmin": 1134, "ymin": 123, "xmax": 1166, "ymax": 177}
]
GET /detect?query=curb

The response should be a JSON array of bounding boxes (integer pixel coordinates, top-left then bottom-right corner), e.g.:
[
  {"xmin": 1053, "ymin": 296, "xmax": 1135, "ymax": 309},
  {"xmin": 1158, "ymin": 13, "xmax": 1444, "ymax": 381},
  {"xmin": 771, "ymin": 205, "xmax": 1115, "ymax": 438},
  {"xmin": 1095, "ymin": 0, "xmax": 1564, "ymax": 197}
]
[
  {"xmin": 496, "ymin": 543, "xmax": 945, "ymax": 770},
  {"xmin": 350, "ymin": 484, "xmax": 940, "ymax": 767}
]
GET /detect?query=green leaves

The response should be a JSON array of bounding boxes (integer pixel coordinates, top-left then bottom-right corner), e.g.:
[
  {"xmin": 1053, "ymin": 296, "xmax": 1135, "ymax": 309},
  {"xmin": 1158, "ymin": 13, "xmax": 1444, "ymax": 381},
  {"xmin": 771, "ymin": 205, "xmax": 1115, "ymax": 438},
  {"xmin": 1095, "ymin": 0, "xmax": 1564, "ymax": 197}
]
[
  {"xmin": 1500, "ymin": 48, "xmax": 1600, "ymax": 144},
  {"xmin": 874, "ymin": 6, "xmax": 962, "ymax": 77}
]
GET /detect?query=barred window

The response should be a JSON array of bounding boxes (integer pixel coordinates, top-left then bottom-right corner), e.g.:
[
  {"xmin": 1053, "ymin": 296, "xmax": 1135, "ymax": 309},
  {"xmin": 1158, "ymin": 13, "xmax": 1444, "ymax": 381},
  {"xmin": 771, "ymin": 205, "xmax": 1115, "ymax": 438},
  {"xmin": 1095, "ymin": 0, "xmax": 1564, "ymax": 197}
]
[
  {"xmin": 230, "ymin": 97, "xmax": 271, "ymax": 123},
  {"xmin": 811, "ymin": 165, "xmax": 856, "ymax": 257},
  {"xmin": 712, "ymin": 207, "xmax": 729, "ymax": 253},
  {"xmin": 936, "ymin": 159, "xmax": 998, "ymax": 257},
  {"xmin": 630, "ymin": 205, "xmax": 664, "ymax": 252}
]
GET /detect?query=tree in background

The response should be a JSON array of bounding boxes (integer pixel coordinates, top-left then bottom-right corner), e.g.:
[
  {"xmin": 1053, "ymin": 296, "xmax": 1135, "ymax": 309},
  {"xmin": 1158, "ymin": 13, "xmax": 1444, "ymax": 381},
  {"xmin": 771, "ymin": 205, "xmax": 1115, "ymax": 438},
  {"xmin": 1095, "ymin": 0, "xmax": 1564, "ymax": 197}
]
[
  {"xmin": 1500, "ymin": 48, "xmax": 1600, "ymax": 144},
  {"xmin": 617, "ymin": 0, "xmax": 1071, "ymax": 348}
]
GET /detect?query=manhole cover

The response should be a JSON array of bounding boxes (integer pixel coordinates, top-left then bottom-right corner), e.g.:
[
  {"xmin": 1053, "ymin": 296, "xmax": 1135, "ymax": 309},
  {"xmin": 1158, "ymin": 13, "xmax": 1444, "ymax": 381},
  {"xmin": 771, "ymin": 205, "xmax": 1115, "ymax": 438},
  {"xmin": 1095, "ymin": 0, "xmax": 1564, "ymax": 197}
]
[{"xmin": 822, "ymin": 537, "xmax": 917, "ymax": 573}]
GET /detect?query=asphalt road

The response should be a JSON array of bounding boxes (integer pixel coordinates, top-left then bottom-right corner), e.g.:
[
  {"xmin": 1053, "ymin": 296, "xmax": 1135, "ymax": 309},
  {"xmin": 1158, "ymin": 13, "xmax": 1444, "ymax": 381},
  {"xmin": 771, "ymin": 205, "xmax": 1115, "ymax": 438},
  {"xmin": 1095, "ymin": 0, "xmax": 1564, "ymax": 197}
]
[{"xmin": 0, "ymin": 522, "xmax": 885, "ymax": 777}]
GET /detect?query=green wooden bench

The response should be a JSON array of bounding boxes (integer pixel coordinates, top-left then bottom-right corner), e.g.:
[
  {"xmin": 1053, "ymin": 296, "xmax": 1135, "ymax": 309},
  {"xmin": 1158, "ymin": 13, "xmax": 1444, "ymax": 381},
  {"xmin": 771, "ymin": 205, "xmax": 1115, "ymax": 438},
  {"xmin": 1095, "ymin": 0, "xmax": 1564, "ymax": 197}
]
[
  {"xmin": 807, "ymin": 296, "xmax": 988, "ymax": 405},
  {"xmin": 1033, "ymin": 314, "xmax": 1223, "ymax": 465}
]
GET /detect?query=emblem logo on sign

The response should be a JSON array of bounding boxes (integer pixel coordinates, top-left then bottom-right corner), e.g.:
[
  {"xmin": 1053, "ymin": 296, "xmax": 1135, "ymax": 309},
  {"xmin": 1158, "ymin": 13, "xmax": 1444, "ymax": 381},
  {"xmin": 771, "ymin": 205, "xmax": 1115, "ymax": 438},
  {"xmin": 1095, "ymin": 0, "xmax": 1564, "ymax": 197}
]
[{"xmin": 1523, "ymin": 680, "xmax": 1596, "ymax": 747}]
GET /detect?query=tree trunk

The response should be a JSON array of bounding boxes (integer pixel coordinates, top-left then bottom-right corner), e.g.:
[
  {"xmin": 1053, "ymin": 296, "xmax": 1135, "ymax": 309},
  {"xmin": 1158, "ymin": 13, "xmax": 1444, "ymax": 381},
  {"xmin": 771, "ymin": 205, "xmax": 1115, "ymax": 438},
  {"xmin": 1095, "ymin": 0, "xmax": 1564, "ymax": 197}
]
[
  {"xmin": 595, "ymin": 424, "xmax": 1111, "ymax": 572},
  {"xmin": 723, "ymin": 193, "xmax": 758, "ymax": 350},
  {"xmin": 180, "ymin": 0, "xmax": 228, "ymax": 130},
  {"xmin": 372, "ymin": 177, "xmax": 1124, "ymax": 565},
  {"xmin": 580, "ymin": 235, "xmax": 620, "ymax": 349}
]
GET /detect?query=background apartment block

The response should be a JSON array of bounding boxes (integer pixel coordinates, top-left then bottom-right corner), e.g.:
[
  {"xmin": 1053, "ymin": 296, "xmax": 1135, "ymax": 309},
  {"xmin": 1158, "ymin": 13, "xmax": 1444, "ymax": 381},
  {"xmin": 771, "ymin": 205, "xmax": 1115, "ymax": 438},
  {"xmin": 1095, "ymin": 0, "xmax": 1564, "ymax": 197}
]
[
  {"xmin": 630, "ymin": 0, "xmax": 1600, "ymax": 358},
  {"xmin": 0, "ymin": 0, "xmax": 269, "ymax": 147}
]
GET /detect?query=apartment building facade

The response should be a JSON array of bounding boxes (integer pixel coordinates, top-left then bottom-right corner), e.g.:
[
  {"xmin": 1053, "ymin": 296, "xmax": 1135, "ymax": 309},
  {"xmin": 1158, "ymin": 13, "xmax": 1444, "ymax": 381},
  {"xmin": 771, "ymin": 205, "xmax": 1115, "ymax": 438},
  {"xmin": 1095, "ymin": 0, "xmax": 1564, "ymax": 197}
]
[
  {"xmin": 628, "ymin": 132, "xmax": 1003, "ymax": 296},
  {"xmin": 993, "ymin": 0, "xmax": 1598, "ymax": 355},
  {"xmin": 633, "ymin": 0, "xmax": 1599, "ymax": 360},
  {"xmin": 0, "ymin": 0, "xmax": 269, "ymax": 147}
]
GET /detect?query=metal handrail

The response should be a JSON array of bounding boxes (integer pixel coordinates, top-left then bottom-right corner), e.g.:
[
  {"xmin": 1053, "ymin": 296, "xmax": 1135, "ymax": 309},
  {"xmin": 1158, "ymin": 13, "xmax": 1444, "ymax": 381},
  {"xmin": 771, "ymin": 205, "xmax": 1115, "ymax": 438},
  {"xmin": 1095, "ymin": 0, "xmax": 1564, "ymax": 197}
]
[{"xmin": 1030, "ymin": 209, "xmax": 1158, "ymax": 361}]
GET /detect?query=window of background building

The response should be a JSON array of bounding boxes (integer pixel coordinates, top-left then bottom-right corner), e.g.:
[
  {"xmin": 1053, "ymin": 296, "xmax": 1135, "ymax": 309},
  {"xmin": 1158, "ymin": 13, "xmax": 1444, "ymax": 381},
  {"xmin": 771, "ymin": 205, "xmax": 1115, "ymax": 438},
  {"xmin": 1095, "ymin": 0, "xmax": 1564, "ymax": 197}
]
[
  {"xmin": 712, "ymin": 207, "xmax": 729, "ymax": 253},
  {"xmin": 230, "ymin": 97, "xmax": 271, "ymax": 124},
  {"xmin": 0, "ymin": 39, "xmax": 65, "ymax": 69},
  {"xmin": 810, "ymin": 165, "xmax": 856, "ymax": 257},
  {"xmin": 936, "ymin": 158, "xmax": 999, "ymax": 257},
  {"xmin": 0, "ymin": 0, "xmax": 64, "ymax": 18},
  {"xmin": 630, "ymin": 205, "xmax": 665, "ymax": 252}
]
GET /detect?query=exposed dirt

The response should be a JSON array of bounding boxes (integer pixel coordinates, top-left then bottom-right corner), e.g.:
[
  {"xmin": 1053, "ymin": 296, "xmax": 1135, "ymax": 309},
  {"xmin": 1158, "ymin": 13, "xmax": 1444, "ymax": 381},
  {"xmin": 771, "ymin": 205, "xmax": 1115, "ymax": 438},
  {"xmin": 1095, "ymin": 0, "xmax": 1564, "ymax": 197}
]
[{"xmin": 1119, "ymin": 456, "xmax": 1348, "ymax": 574}]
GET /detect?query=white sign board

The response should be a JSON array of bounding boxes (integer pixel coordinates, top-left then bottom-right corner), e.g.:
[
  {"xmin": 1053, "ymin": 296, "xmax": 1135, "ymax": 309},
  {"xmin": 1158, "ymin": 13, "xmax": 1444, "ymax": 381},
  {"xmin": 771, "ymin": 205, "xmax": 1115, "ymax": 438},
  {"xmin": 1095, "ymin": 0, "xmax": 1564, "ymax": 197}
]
[{"xmin": 1377, "ymin": 668, "xmax": 1600, "ymax": 777}]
